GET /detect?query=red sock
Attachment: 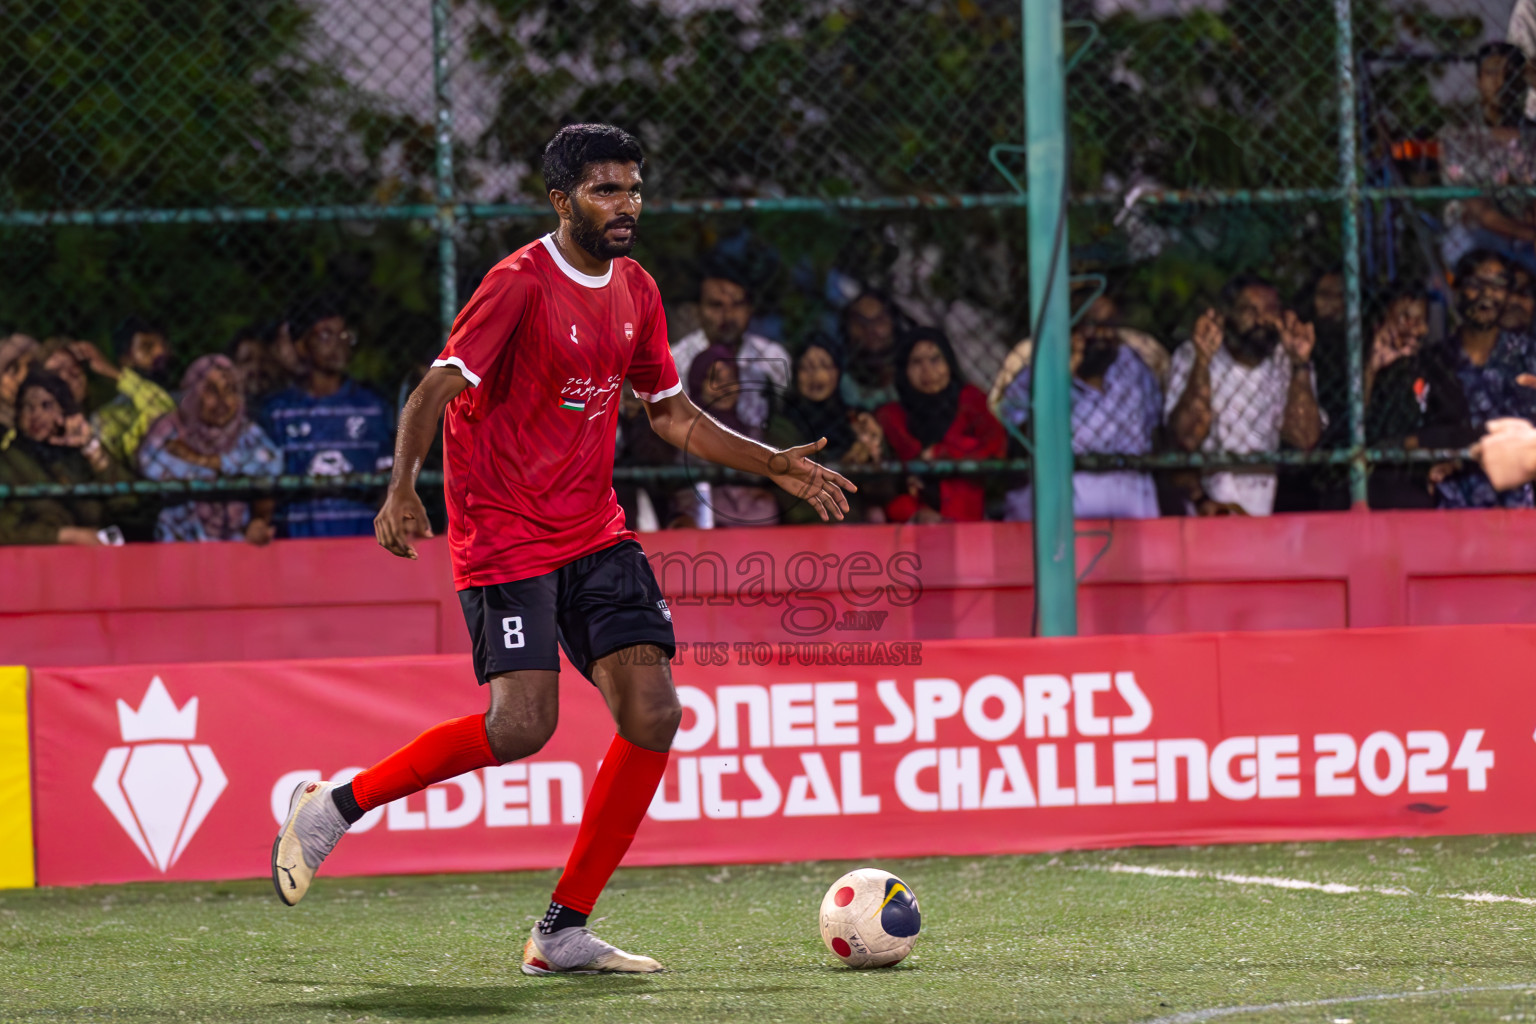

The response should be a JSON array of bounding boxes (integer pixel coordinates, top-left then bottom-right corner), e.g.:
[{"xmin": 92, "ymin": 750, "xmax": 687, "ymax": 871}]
[
  {"xmin": 350, "ymin": 714, "xmax": 497, "ymax": 812},
  {"xmin": 551, "ymin": 734, "xmax": 669, "ymax": 914}
]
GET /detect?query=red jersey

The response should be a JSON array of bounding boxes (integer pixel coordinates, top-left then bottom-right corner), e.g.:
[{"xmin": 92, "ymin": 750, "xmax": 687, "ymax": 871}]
[{"xmin": 432, "ymin": 234, "xmax": 681, "ymax": 588}]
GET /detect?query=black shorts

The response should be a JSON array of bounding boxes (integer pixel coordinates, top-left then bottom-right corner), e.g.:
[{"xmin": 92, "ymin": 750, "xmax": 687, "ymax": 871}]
[{"xmin": 458, "ymin": 539, "xmax": 676, "ymax": 685}]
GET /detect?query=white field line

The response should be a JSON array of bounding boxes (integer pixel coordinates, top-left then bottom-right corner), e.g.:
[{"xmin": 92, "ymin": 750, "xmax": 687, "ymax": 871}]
[
  {"xmin": 1137, "ymin": 982, "xmax": 1536, "ymax": 1024},
  {"xmin": 1085, "ymin": 862, "xmax": 1536, "ymax": 907}
]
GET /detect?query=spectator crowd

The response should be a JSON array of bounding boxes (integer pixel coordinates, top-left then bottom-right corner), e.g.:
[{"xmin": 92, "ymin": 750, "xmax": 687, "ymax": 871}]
[
  {"xmin": 0, "ymin": 298, "xmax": 393, "ymax": 546},
  {"xmin": 6, "ymin": 241, "xmax": 1536, "ymax": 547},
  {"xmin": 594, "ymin": 251, "xmax": 1536, "ymax": 531}
]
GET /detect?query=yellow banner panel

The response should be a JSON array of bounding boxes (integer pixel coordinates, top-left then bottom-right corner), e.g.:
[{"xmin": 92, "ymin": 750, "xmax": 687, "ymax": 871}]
[{"xmin": 0, "ymin": 667, "xmax": 33, "ymax": 888}]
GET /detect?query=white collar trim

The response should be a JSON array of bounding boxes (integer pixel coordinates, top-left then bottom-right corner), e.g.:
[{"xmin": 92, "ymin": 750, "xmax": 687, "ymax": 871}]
[{"xmin": 540, "ymin": 233, "xmax": 612, "ymax": 288}]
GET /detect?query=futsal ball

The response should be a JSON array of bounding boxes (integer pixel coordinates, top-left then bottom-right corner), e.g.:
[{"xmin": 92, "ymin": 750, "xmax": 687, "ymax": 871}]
[{"xmin": 818, "ymin": 867, "xmax": 921, "ymax": 968}]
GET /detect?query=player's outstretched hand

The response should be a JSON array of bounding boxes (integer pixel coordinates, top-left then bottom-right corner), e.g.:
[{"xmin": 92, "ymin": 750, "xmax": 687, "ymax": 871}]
[
  {"xmin": 1471, "ymin": 418, "xmax": 1536, "ymax": 491},
  {"xmin": 767, "ymin": 437, "xmax": 858, "ymax": 522},
  {"xmin": 375, "ymin": 486, "xmax": 433, "ymax": 559}
]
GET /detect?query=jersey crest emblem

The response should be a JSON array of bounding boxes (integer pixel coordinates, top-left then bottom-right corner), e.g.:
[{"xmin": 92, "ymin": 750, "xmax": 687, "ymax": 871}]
[{"xmin": 624, "ymin": 322, "xmax": 634, "ymax": 341}]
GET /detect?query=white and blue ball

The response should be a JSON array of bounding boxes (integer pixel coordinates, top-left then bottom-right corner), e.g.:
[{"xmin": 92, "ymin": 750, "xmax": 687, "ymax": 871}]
[{"xmin": 818, "ymin": 867, "xmax": 921, "ymax": 969}]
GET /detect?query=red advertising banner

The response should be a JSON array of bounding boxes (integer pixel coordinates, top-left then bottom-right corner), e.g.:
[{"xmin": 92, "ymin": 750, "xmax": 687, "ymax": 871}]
[{"xmin": 29, "ymin": 626, "xmax": 1536, "ymax": 888}]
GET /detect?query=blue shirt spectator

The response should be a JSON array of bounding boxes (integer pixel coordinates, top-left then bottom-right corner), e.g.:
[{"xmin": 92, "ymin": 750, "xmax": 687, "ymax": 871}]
[
  {"xmin": 1434, "ymin": 250, "xmax": 1536, "ymax": 508},
  {"xmin": 1438, "ymin": 329, "xmax": 1536, "ymax": 508},
  {"xmin": 1000, "ymin": 332, "xmax": 1162, "ymax": 520},
  {"xmin": 259, "ymin": 298, "xmax": 394, "ymax": 537}
]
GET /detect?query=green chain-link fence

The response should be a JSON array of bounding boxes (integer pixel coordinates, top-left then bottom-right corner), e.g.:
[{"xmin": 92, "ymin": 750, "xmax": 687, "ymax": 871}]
[{"xmin": 3, "ymin": 1, "xmax": 1534, "ymax": 524}]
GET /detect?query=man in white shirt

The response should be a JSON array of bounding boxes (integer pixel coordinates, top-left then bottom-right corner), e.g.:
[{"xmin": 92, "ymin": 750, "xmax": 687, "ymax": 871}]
[
  {"xmin": 1166, "ymin": 274, "xmax": 1325, "ymax": 516},
  {"xmin": 670, "ymin": 266, "xmax": 789, "ymax": 431}
]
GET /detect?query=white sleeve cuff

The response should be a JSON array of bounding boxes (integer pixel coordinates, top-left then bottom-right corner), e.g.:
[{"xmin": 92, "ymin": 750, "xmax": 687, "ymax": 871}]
[
  {"xmin": 432, "ymin": 356, "xmax": 482, "ymax": 387},
  {"xmin": 635, "ymin": 381, "xmax": 683, "ymax": 403}
]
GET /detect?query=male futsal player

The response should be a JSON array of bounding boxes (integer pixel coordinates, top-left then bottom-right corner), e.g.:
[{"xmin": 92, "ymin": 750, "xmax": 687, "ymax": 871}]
[{"xmin": 271, "ymin": 124, "xmax": 855, "ymax": 974}]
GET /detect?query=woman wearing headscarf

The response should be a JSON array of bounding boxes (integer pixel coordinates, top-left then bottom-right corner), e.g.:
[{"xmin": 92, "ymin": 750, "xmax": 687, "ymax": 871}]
[
  {"xmin": 876, "ymin": 327, "xmax": 1006, "ymax": 523},
  {"xmin": 767, "ymin": 335, "xmax": 892, "ymax": 523},
  {"xmin": 0, "ymin": 370, "xmax": 139, "ymax": 545},
  {"xmin": 138, "ymin": 354, "xmax": 282, "ymax": 543},
  {"xmin": 670, "ymin": 344, "xmax": 779, "ymax": 528}
]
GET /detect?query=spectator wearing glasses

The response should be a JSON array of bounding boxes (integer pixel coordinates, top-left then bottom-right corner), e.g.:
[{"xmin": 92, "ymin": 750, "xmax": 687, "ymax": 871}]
[
  {"xmin": 1166, "ymin": 273, "xmax": 1325, "ymax": 516},
  {"xmin": 138, "ymin": 355, "xmax": 283, "ymax": 543},
  {"xmin": 1435, "ymin": 250, "xmax": 1536, "ymax": 508},
  {"xmin": 999, "ymin": 307, "xmax": 1162, "ymax": 521},
  {"xmin": 259, "ymin": 297, "xmax": 393, "ymax": 537}
]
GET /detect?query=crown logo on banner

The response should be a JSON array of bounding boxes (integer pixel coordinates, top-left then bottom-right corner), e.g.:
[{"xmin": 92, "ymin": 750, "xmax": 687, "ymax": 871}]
[
  {"xmin": 117, "ymin": 677, "xmax": 198, "ymax": 742},
  {"xmin": 94, "ymin": 676, "xmax": 226, "ymax": 873}
]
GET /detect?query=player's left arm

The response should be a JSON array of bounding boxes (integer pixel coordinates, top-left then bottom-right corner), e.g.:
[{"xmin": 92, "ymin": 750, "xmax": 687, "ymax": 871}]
[
  {"xmin": 644, "ymin": 390, "xmax": 857, "ymax": 522},
  {"xmin": 1472, "ymin": 418, "xmax": 1536, "ymax": 490}
]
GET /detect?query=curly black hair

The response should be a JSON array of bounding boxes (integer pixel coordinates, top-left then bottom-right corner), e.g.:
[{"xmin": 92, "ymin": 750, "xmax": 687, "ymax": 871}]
[{"xmin": 541, "ymin": 123, "xmax": 645, "ymax": 195}]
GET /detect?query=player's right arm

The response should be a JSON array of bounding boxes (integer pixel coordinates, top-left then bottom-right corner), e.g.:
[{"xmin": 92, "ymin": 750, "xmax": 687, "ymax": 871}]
[
  {"xmin": 375, "ymin": 366, "xmax": 470, "ymax": 559},
  {"xmin": 376, "ymin": 263, "xmax": 528, "ymax": 558}
]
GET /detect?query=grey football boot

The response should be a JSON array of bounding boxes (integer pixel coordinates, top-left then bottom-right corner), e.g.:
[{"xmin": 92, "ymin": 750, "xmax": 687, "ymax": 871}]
[
  {"xmin": 271, "ymin": 779, "xmax": 349, "ymax": 905},
  {"xmin": 522, "ymin": 925, "xmax": 663, "ymax": 974}
]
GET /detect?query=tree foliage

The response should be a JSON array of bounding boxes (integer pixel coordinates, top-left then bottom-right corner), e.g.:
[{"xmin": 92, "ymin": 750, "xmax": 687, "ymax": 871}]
[
  {"xmin": 0, "ymin": 0, "xmax": 437, "ymax": 381},
  {"xmin": 0, "ymin": 0, "xmax": 1501, "ymax": 385}
]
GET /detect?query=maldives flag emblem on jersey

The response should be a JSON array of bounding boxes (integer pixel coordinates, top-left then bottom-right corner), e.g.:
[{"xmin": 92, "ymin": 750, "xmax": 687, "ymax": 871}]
[{"xmin": 624, "ymin": 322, "xmax": 634, "ymax": 341}]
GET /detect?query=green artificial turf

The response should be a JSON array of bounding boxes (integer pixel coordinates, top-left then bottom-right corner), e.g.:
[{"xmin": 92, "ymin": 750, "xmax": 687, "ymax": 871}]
[{"xmin": 6, "ymin": 836, "xmax": 1536, "ymax": 1023}]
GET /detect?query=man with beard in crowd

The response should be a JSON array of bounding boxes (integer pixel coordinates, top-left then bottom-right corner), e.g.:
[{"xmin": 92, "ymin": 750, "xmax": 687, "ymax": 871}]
[
  {"xmin": 668, "ymin": 261, "xmax": 789, "ymax": 432},
  {"xmin": 95, "ymin": 316, "xmax": 177, "ymax": 464},
  {"xmin": 1167, "ymin": 273, "xmax": 1325, "ymax": 516},
  {"xmin": 1000, "ymin": 300, "xmax": 1162, "ymax": 520},
  {"xmin": 1436, "ymin": 249, "xmax": 1536, "ymax": 508}
]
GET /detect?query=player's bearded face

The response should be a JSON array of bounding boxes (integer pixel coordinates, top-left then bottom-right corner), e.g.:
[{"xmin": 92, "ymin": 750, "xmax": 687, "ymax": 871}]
[{"xmin": 569, "ymin": 192, "xmax": 638, "ymax": 260}]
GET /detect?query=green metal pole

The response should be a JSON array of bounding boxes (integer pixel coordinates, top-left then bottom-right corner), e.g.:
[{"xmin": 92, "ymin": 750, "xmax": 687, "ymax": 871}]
[
  {"xmin": 1335, "ymin": 0, "xmax": 1367, "ymax": 507},
  {"xmin": 431, "ymin": 0, "xmax": 458, "ymax": 342},
  {"xmin": 1024, "ymin": 0, "xmax": 1077, "ymax": 636}
]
